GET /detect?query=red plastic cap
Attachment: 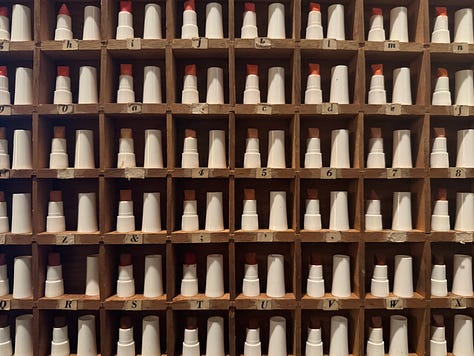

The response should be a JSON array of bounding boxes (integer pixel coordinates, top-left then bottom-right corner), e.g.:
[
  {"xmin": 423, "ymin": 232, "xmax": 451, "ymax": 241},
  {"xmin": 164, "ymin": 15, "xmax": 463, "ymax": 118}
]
[
  {"xmin": 54, "ymin": 315, "xmax": 67, "ymax": 328},
  {"xmin": 0, "ymin": 192, "xmax": 4, "ymax": 202},
  {"xmin": 310, "ymin": 251, "xmax": 321, "ymax": 265},
  {"xmin": 436, "ymin": 188, "xmax": 447, "ymax": 201},
  {"xmin": 248, "ymin": 318, "xmax": 259, "ymax": 329},
  {"xmin": 245, "ymin": 252, "xmax": 257, "ymax": 265},
  {"xmin": 58, "ymin": 4, "xmax": 70, "ymax": 16},
  {"xmin": 120, "ymin": 189, "xmax": 132, "ymax": 202},
  {"xmin": 120, "ymin": 253, "xmax": 132, "ymax": 266},
  {"xmin": 437, "ymin": 68, "xmax": 448, "ymax": 78},
  {"xmin": 120, "ymin": 1, "xmax": 132, "ymax": 13},
  {"xmin": 0, "ymin": 314, "xmax": 8, "ymax": 328},
  {"xmin": 433, "ymin": 253, "xmax": 444, "ymax": 265},
  {"xmin": 0, "ymin": 66, "xmax": 7, "ymax": 77},
  {"xmin": 435, "ymin": 7, "xmax": 447, "ymax": 17},
  {"xmin": 0, "ymin": 253, "xmax": 6, "ymax": 266},
  {"xmin": 433, "ymin": 127, "xmax": 446, "ymax": 138},
  {"xmin": 48, "ymin": 252, "xmax": 61, "ymax": 266},
  {"xmin": 374, "ymin": 253, "xmax": 386, "ymax": 266},
  {"xmin": 371, "ymin": 316, "xmax": 382, "ymax": 328},
  {"xmin": 185, "ymin": 64, "xmax": 197, "ymax": 76},
  {"xmin": 0, "ymin": 7, "xmax": 8, "ymax": 17},
  {"xmin": 246, "ymin": 64, "xmax": 258, "ymax": 76},
  {"xmin": 54, "ymin": 126, "xmax": 66, "ymax": 139},
  {"xmin": 307, "ymin": 188, "xmax": 318, "ymax": 200},
  {"xmin": 244, "ymin": 188, "xmax": 256, "ymax": 200},
  {"xmin": 57, "ymin": 66, "xmax": 70, "ymax": 77},
  {"xmin": 0, "ymin": 127, "xmax": 5, "ymax": 139},
  {"xmin": 184, "ymin": 0, "xmax": 195, "ymax": 11},
  {"xmin": 371, "ymin": 64, "xmax": 383, "ymax": 76},
  {"xmin": 186, "ymin": 316, "xmax": 198, "ymax": 329},
  {"xmin": 370, "ymin": 127, "xmax": 382, "ymax": 138},
  {"xmin": 184, "ymin": 189, "xmax": 196, "ymax": 201},
  {"xmin": 432, "ymin": 314, "xmax": 444, "ymax": 327},
  {"xmin": 309, "ymin": 315, "xmax": 321, "ymax": 329},
  {"xmin": 369, "ymin": 189, "xmax": 379, "ymax": 200},
  {"xmin": 120, "ymin": 64, "xmax": 133, "ymax": 76},
  {"xmin": 184, "ymin": 251, "xmax": 197, "ymax": 265},
  {"xmin": 309, "ymin": 63, "xmax": 320, "ymax": 76},
  {"xmin": 307, "ymin": 127, "xmax": 319, "ymax": 138},
  {"xmin": 371, "ymin": 8, "xmax": 382, "ymax": 16},
  {"xmin": 185, "ymin": 129, "xmax": 197, "ymax": 138},
  {"xmin": 120, "ymin": 128, "xmax": 133, "ymax": 139},
  {"xmin": 244, "ymin": 2, "xmax": 255, "ymax": 13},
  {"xmin": 120, "ymin": 315, "xmax": 132, "ymax": 329},
  {"xmin": 309, "ymin": 3, "xmax": 320, "ymax": 12},
  {"xmin": 247, "ymin": 128, "xmax": 258, "ymax": 138},
  {"xmin": 49, "ymin": 190, "xmax": 62, "ymax": 202}
]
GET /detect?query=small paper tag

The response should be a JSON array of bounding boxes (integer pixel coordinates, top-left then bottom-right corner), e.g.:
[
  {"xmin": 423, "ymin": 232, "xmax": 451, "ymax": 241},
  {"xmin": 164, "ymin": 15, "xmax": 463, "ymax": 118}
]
[
  {"xmin": 192, "ymin": 37, "xmax": 208, "ymax": 49},
  {"xmin": 0, "ymin": 299, "xmax": 10, "ymax": 310},
  {"xmin": 55, "ymin": 234, "xmax": 75, "ymax": 245},
  {"xmin": 124, "ymin": 233, "xmax": 143, "ymax": 244},
  {"xmin": 388, "ymin": 231, "xmax": 407, "ymax": 242},
  {"xmin": 126, "ymin": 38, "xmax": 141, "ymax": 50},
  {"xmin": 0, "ymin": 40, "xmax": 10, "ymax": 51},
  {"xmin": 452, "ymin": 43, "xmax": 469, "ymax": 54},
  {"xmin": 0, "ymin": 169, "xmax": 10, "ymax": 179},
  {"xmin": 322, "ymin": 39, "xmax": 337, "ymax": 50},
  {"xmin": 385, "ymin": 104, "xmax": 402, "ymax": 115},
  {"xmin": 256, "ymin": 168, "xmax": 272, "ymax": 179},
  {"xmin": 255, "ymin": 104, "xmax": 272, "ymax": 115},
  {"xmin": 255, "ymin": 37, "xmax": 272, "ymax": 48},
  {"xmin": 322, "ymin": 103, "xmax": 339, "ymax": 114},
  {"xmin": 325, "ymin": 231, "xmax": 342, "ymax": 242},
  {"xmin": 57, "ymin": 104, "xmax": 74, "ymax": 114},
  {"xmin": 123, "ymin": 299, "xmax": 143, "ymax": 310},
  {"xmin": 57, "ymin": 299, "xmax": 78, "ymax": 310},
  {"xmin": 0, "ymin": 105, "xmax": 12, "ymax": 115},
  {"xmin": 124, "ymin": 167, "xmax": 145, "ymax": 179},
  {"xmin": 57, "ymin": 168, "xmax": 75, "ymax": 179},
  {"xmin": 256, "ymin": 299, "xmax": 273, "ymax": 310},
  {"xmin": 191, "ymin": 103, "xmax": 208, "ymax": 114},
  {"xmin": 384, "ymin": 41, "xmax": 400, "ymax": 51},
  {"xmin": 450, "ymin": 297, "xmax": 467, "ymax": 309},
  {"xmin": 62, "ymin": 39, "xmax": 79, "ymax": 50},
  {"xmin": 449, "ymin": 168, "xmax": 466, "ymax": 178},
  {"xmin": 0, "ymin": 234, "xmax": 5, "ymax": 244},
  {"xmin": 257, "ymin": 231, "xmax": 274, "ymax": 242},
  {"xmin": 323, "ymin": 298, "xmax": 339, "ymax": 310},
  {"xmin": 387, "ymin": 168, "xmax": 403, "ymax": 179},
  {"xmin": 191, "ymin": 233, "xmax": 211, "ymax": 243},
  {"xmin": 385, "ymin": 297, "xmax": 404, "ymax": 310},
  {"xmin": 127, "ymin": 103, "xmax": 142, "ymax": 113},
  {"xmin": 452, "ymin": 105, "xmax": 469, "ymax": 117},
  {"xmin": 455, "ymin": 232, "xmax": 473, "ymax": 243},
  {"xmin": 192, "ymin": 168, "xmax": 209, "ymax": 178},
  {"xmin": 189, "ymin": 299, "xmax": 209, "ymax": 309},
  {"xmin": 320, "ymin": 168, "xmax": 336, "ymax": 179}
]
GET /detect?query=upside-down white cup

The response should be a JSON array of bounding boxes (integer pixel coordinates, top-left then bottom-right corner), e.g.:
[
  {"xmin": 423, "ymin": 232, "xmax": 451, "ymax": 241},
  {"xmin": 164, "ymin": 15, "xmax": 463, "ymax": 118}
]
[
  {"xmin": 74, "ymin": 129, "xmax": 95, "ymax": 168},
  {"xmin": 208, "ymin": 130, "xmax": 226, "ymax": 168},
  {"xmin": 206, "ymin": 67, "xmax": 224, "ymax": 104},
  {"xmin": 205, "ymin": 254, "xmax": 224, "ymax": 297},
  {"xmin": 77, "ymin": 192, "xmax": 98, "ymax": 232},
  {"xmin": 267, "ymin": 130, "xmax": 285, "ymax": 168},
  {"xmin": 11, "ymin": 5, "xmax": 31, "ymax": 41},
  {"xmin": 392, "ymin": 68, "xmax": 412, "ymax": 105},
  {"xmin": 206, "ymin": 317, "xmax": 225, "ymax": 356},
  {"xmin": 454, "ymin": 192, "xmax": 474, "ymax": 231},
  {"xmin": 389, "ymin": 315, "xmax": 408, "ymax": 356},
  {"xmin": 456, "ymin": 129, "xmax": 474, "ymax": 168},
  {"xmin": 454, "ymin": 8, "xmax": 474, "ymax": 44},
  {"xmin": 142, "ymin": 192, "xmax": 162, "ymax": 232},
  {"xmin": 143, "ymin": 4, "xmax": 162, "ymax": 39},
  {"xmin": 389, "ymin": 7, "xmax": 409, "ymax": 42},
  {"xmin": 0, "ymin": 196, "xmax": 8, "ymax": 233},
  {"xmin": 452, "ymin": 254, "xmax": 473, "ymax": 296},
  {"xmin": 12, "ymin": 129, "xmax": 32, "ymax": 169},
  {"xmin": 14, "ymin": 314, "xmax": 33, "ymax": 356},
  {"xmin": 205, "ymin": 3, "xmax": 224, "ymax": 39},
  {"xmin": 144, "ymin": 129, "xmax": 163, "ymax": 168},
  {"xmin": 330, "ymin": 65, "xmax": 349, "ymax": 104},
  {"xmin": 13, "ymin": 67, "xmax": 33, "ymax": 105},
  {"xmin": 142, "ymin": 316, "xmax": 161, "ymax": 356},
  {"xmin": 392, "ymin": 130, "xmax": 412, "ymax": 168},
  {"xmin": 12, "ymin": 256, "xmax": 32, "ymax": 299},
  {"xmin": 330, "ymin": 129, "xmax": 350, "ymax": 168},
  {"xmin": 11, "ymin": 193, "xmax": 31, "ymax": 234},
  {"xmin": 329, "ymin": 191, "xmax": 350, "ymax": 231},
  {"xmin": 269, "ymin": 191, "xmax": 288, "ymax": 231},
  {"xmin": 83, "ymin": 6, "xmax": 101, "ymax": 40},
  {"xmin": 267, "ymin": 67, "xmax": 285, "ymax": 104},
  {"xmin": 327, "ymin": 4, "xmax": 345, "ymax": 40},
  {"xmin": 453, "ymin": 315, "xmax": 474, "ymax": 356},
  {"xmin": 393, "ymin": 255, "xmax": 414, "ymax": 297},
  {"xmin": 143, "ymin": 66, "xmax": 162, "ymax": 104},
  {"xmin": 77, "ymin": 315, "xmax": 97, "ymax": 356},
  {"xmin": 78, "ymin": 66, "xmax": 98, "ymax": 104},
  {"xmin": 266, "ymin": 254, "xmax": 285, "ymax": 297},
  {"xmin": 329, "ymin": 316, "xmax": 348, "ymax": 356},
  {"xmin": 331, "ymin": 254, "xmax": 351, "ymax": 297},
  {"xmin": 454, "ymin": 69, "xmax": 474, "ymax": 106},
  {"xmin": 0, "ymin": 129, "xmax": 8, "ymax": 171},
  {"xmin": 268, "ymin": 316, "xmax": 287, "ymax": 356},
  {"xmin": 392, "ymin": 192, "xmax": 412, "ymax": 231},
  {"xmin": 85, "ymin": 254, "xmax": 100, "ymax": 296},
  {"xmin": 267, "ymin": 3, "xmax": 285, "ymax": 39},
  {"xmin": 144, "ymin": 255, "xmax": 163, "ymax": 298},
  {"xmin": 205, "ymin": 192, "xmax": 224, "ymax": 231}
]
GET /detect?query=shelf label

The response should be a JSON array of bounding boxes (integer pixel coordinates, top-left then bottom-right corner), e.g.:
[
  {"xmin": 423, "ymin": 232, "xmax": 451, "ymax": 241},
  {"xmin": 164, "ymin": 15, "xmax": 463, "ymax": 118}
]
[
  {"xmin": 455, "ymin": 232, "xmax": 473, "ymax": 243},
  {"xmin": 0, "ymin": 40, "xmax": 10, "ymax": 51},
  {"xmin": 0, "ymin": 299, "xmax": 10, "ymax": 310},
  {"xmin": 0, "ymin": 169, "xmax": 10, "ymax": 179},
  {"xmin": 57, "ymin": 299, "xmax": 78, "ymax": 310},
  {"xmin": 385, "ymin": 297, "xmax": 404, "ymax": 310},
  {"xmin": 387, "ymin": 168, "xmax": 403, "ymax": 179},
  {"xmin": 449, "ymin": 168, "xmax": 466, "ymax": 178},
  {"xmin": 124, "ymin": 167, "xmax": 145, "ymax": 179},
  {"xmin": 320, "ymin": 168, "xmax": 336, "ymax": 179},
  {"xmin": 55, "ymin": 234, "xmax": 75, "ymax": 245},
  {"xmin": 256, "ymin": 299, "xmax": 273, "ymax": 310},
  {"xmin": 57, "ymin": 104, "xmax": 74, "ymax": 114},
  {"xmin": 450, "ymin": 297, "xmax": 467, "ymax": 309},
  {"xmin": 325, "ymin": 231, "xmax": 342, "ymax": 242},
  {"xmin": 0, "ymin": 105, "xmax": 12, "ymax": 115},
  {"xmin": 385, "ymin": 104, "xmax": 401, "ymax": 115},
  {"xmin": 384, "ymin": 41, "xmax": 400, "ymax": 51},
  {"xmin": 191, "ymin": 233, "xmax": 211, "ymax": 243},
  {"xmin": 322, "ymin": 103, "xmax": 339, "ymax": 115},
  {"xmin": 322, "ymin": 39, "xmax": 337, "ymax": 50},
  {"xmin": 127, "ymin": 102, "xmax": 142, "ymax": 113},
  {"xmin": 388, "ymin": 231, "xmax": 407, "ymax": 242},
  {"xmin": 57, "ymin": 168, "xmax": 75, "ymax": 179},
  {"xmin": 126, "ymin": 38, "xmax": 141, "ymax": 50},
  {"xmin": 62, "ymin": 39, "xmax": 79, "ymax": 50},
  {"xmin": 192, "ymin": 37, "xmax": 208, "ymax": 49},
  {"xmin": 323, "ymin": 298, "xmax": 339, "ymax": 310},
  {"xmin": 255, "ymin": 37, "xmax": 272, "ymax": 48},
  {"xmin": 123, "ymin": 299, "xmax": 142, "ymax": 310},
  {"xmin": 452, "ymin": 105, "xmax": 469, "ymax": 117},
  {"xmin": 452, "ymin": 43, "xmax": 469, "ymax": 54},
  {"xmin": 257, "ymin": 231, "xmax": 274, "ymax": 242},
  {"xmin": 255, "ymin": 104, "xmax": 272, "ymax": 115},
  {"xmin": 124, "ymin": 233, "xmax": 143, "ymax": 244},
  {"xmin": 192, "ymin": 168, "xmax": 209, "ymax": 178},
  {"xmin": 256, "ymin": 168, "xmax": 272, "ymax": 179},
  {"xmin": 191, "ymin": 103, "xmax": 208, "ymax": 114},
  {"xmin": 0, "ymin": 234, "xmax": 5, "ymax": 244}
]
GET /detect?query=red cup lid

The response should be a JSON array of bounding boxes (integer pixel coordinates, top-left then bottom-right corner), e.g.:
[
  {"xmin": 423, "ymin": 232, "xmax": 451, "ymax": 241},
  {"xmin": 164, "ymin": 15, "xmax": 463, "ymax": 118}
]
[
  {"xmin": 435, "ymin": 7, "xmax": 447, "ymax": 17},
  {"xmin": 371, "ymin": 64, "xmax": 383, "ymax": 76},
  {"xmin": 57, "ymin": 66, "xmax": 70, "ymax": 77},
  {"xmin": 309, "ymin": 63, "xmax": 320, "ymax": 76},
  {"xmin": 437, "ymin": 67, "xmax": 448, "ymax": 78},
  {"xmin": 185, "ymin": 64, "xmax": 197, "ymax": 76},
  {"xmin": 0, "ymin": 66, "xmax": 7, "ymax": 77},
  {"xmin": 371, "ymin": 8, "xmax": 382, "ymax": 16},
  {"xmin": 120, "ymin": 1, "xmax": 132, "ymax": 13},
  {"xmin": 244, "ymin": 2, "xmax": 255, "ymax": 12},
  {"xmin": 184, "ymin": 0, "xmax": 195, "ymax": 11},
  {"xmin": 58, "ymin": 4, "xmax": 70, "ymax": 16},
  {"xmin": 246, "ymin": 64, "xmax": 258, "ymax": 76},
  {"xmin": 309, "ymin": 3, "xmax": 320, "ymax": 12},
  {"xmin": 120, "ymin": 64, "xmax": 132, "ymax": 76},
  {"xmin": 48, "ymin": 252, "xmax": 61, "ymax": 267},
  {"xmin": 120, "ymin": 253, "xmax": 132, "ymax": 266},
  {"xmin": 0, "ymin": 7, "xmax": 8, "ymax": 17}
]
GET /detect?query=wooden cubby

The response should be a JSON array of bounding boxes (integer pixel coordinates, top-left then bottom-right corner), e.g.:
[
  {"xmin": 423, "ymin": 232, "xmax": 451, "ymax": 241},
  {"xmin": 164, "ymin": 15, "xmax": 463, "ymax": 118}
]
[{"xmin": 1, "ymin": 0, "xmax": 474, "ymax": 354}]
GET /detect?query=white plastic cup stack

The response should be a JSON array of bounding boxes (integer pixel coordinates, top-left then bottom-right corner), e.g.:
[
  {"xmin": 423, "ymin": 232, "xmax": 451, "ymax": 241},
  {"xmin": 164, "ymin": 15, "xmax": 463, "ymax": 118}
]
[
  {"xmin": 432, "ymin": 68, "xmax": 452, "ymax": 106},
  {"xmin": 368, "ymin": 8, "xmax": 385, "ymax": 41},
  {"xmin": 243, "ymin": 64, "xmax": 260, "ymax": 104},
  {"xmin": 117, "ymin": 128, "xmax": 136, "ymax": 169},
  {"xmin": 388, "ymin": 315, "xmax": 409, "ymax": 356},
  {"xmin": 54, "ymin": 4, "xmax": 72, "ymax": 41},
  {"xmin": 0, "ymin": 127, "xmax": 9, "ymax": 170},
  {"xmin": 116, "ymin": 189, "xmax": 135, "ymax": 233},
  {"xmin": 241, "ymin": 3, "xmax": 258, "ymax": 39},
  {"xmin": 14, "ymin": 314, "xmax": 33, "ymax": 356},
  {"xmin": 305, "ymin": 3, "xmax": 323, "ymax": 40},
  {"xmin": 182, "ymin": 0, "xmax": 198, "ymax": 39},
  {"xmin": 205, "ymin": 3, "xmax": 224, "ymax": 39},
  {"xmin": 77, "ymin": 315, "xmax": 97, "ymax": 356},
  {"xmin": 392, "ymin": 67, "xmax": 412, "ymax": 105},
  {"xmin": 117, "ymin": 64, "xmax": 135, "ymax": 104},
  {"xmin": 393, "ymin": 255, "xmax": 414, "ymax": 297},
  {"xmin": 368, "ymin": 64, "xmax": 386, "ymax": 105},
  {"xmin": 74, "ymin": 129, "xmax": 95, "ymax": 169},
  {"xmin": 116, "ymin": 1, "xmax": 134, "ymax": 40},
  {"xmin": 331, "ymin": 254, "xmax": 351, "ymax": 297},
  {"xmin": 11, "ymin": 193, "xmax": 32, "ymax": 234},
  {"xmin": 305, "ymin": 64, "xmax": 323, "ymax": 104},
  {"xmin": 454, "ymin": 69, "xmax": 474, "ymax": 106},
  {"xmin": 142, "ymin": 192, "xmax": 162, "ymax": 233},
  {"xmin": 431, "ymin": 255, "xmax": 448, "ymax": 297},
  {"xmin": 116, "ymin": 253, "xmax": 135, "ymax": 298},
  {"xmin": 0, "ymin": 66, "xmax": 9, "ymax": 105},
  {"xmin": 53, "ymin": 66, "xmax": 72, "ymax": 105},
  {"xmin": 329, "ymin": 316, "xmax": 349, "ymax": 356},
  {"xmin": 329, "ymin": 65, "xmax": 350, "ymax": 104},
  {"xmin": 431, "ymin": 188, "xmax": 450, "ymax": 232},
  {"xmin": 431, "ymin": 7, "xmax": 450, "ymax": 43},
  {"xmin": 77, "ymin": 192, "xmax": 98, "ymax": 233},
  {"xmin": 0, "ymin": 7, "xmax": 10, "ymax": 41},
  {"xmin": 266, "ymin": 254, "xmax": 285, "ymax": 297},
  {"xmin": 205, "ymin": 254, "xmax": 225, "ymax": 297},
  {"xmin": 182, "ymin": 64, "xmax": 199, "ymax": 104},
  {"xmin": 49, "ymin": 126, "xmax": 68, "ymax": 169}
]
